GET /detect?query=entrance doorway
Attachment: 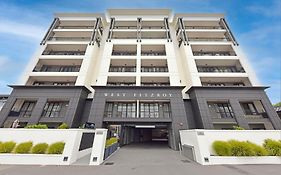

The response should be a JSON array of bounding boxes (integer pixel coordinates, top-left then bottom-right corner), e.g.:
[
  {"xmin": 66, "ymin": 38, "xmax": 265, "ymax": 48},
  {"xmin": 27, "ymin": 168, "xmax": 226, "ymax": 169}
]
[{"xmin": 106, "ymin": 124, "xmax": 171, "ymax": 147}]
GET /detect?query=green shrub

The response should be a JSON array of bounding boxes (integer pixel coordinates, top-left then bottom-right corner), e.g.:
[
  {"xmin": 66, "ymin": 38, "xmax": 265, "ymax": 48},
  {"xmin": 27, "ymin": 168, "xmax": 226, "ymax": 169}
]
[
  {"xmin": 25, "ymin": 124, "xmax": 48, "ymax": 129},
  {"xmin": 106, "ymin": 137, "xmax": 118, "ymax": 147},
  {"xmin": 47, "ymin": 142, "xmax": 65, "ymax": 154},
  {"xmin": 232, "ymin": 126, "xmax": 245, "ymax": 130},
  {"xmin": 0, "ymin": 141, "xmax": 16, "ymax": 153},
  {"xmin": 31, "ymin": 143, "xmax": 49, "ymax": 154},
  {"xmin": 14, "ymin": 141, "xmax": 33, "ymax": 154},
  {"xmin": 229, "ymin": 140, "xmax": 255, "ymax": 156},
  {"xmin": 57, "ymin": 123, "xmax": 69, "ymax": 129},
  {"xmin": 247, "ymin": 141, "xmax": 268, "ymax": 156},
  {"xmin": 212, "ymin": 141, "xmax": 231, "ymax": 156},
  {"xmin": 263, "ymin": 139, "xmax": 281, "ymax": 156}
]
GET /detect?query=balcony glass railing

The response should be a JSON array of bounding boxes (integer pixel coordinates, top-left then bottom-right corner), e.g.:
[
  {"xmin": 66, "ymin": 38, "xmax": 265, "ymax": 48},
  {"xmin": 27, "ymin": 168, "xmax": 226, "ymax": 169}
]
[
  {"xmin": 42, "ymin": 51, "xmax": 85, "ymax": 55},
  {"xmin": 185, "ymin": 26, "xmax": 224, "ymax": 30},
  {"xmin": 193, "ymin": 51, "xmax": 236, "ymax": 56},
  {"xmin": 55, "ymin": 26, "xmax": 95, "ymax": 29},
  {"xmin": 48, "ymin": 37, "xmax": 91, "ymax": 41},
  {"xmin": 197, "ymin": 66, "xmax": 245, "ymax": 73},
  {"xmin": 113, "ymin": 26, "xmax": 137, "ymax": 29},
  {"xmin": 107, "ymin": 82, "xmax": 136, "ymax": 86},
  {"xmin": 109, "ymin": 66, "xmax": 136, "ymax": 72},
  {"xmin": 111, "ymin": 51, "xmax": 137, "ymax": 56},
  {"xmin": 188, "ymin": 37, "xmax": 230, "ymax": 42},
  {"xmin": 141, "ymin": 52, "xmax": 166, "ymax": 56},
  {"xmin": 33, "ymin": 66, "xmax": 80, "ymax": 72},
  {"xmin": 33, "ymin": 81, "xmax": 75, "ymax": 86},
  {"xmin": 202, "ymin": 82, "xmax": 245, "ymax": 87},
  {"xmin": 141, "ymin": 83, "xmax": 170, "ymax": 86},
  {"xmin": 141, "ymin": 67, "xmax": 168, "ymax": 72}
]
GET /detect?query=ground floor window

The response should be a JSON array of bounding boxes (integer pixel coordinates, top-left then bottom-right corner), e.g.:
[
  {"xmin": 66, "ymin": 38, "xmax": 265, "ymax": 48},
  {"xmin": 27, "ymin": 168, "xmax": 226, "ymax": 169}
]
[
  {"xmin": 42, "ymin": 101, "xmax": 69, "ymax": 118},
  {"xmin": 208, "ymin": 102, "xmax": 234, "ymax": 118},
  {"xmin": 104, "ymin": 101, "xmax": 171, "ymax": 119}
]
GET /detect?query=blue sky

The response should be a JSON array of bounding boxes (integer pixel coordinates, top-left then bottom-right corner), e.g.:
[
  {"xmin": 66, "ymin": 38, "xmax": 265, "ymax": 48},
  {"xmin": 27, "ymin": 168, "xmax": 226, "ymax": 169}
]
[{"xmin": 0, "ymin": 0, "xmax": 280, "ymax": 103}]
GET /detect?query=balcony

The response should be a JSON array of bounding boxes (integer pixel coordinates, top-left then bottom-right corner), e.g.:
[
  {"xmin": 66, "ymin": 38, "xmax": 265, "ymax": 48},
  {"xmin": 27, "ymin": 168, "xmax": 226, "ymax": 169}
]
[
  {"xmin": 189, "ymin": 37, "xmax": 230, "ymax": 42},
  {"xmin": 197, "ymin": 66, "xmax": 245, "ymax": 73},
  {"xmin": 107, "ymin": 76, "xmax": 136, "ymax": 86},
  {"xmin": 191, "ymin": 45, "xmax": 237, "ymax": 57},
  {"xmin": 48, "ymin": 37, "xmax": 91, "ymax": 41},
  {"xmin": 33, "ymin": 81, "xmax": 75, "ymax": 86},
  {"xmin": 141, "ymin": 31, "xmax": 167, "ymax": 39},
  {"xmin": 42, "ymin": 44, "xmax": 87, "ymax": 56},
  {"xmin": 109, "ymin": 66, "xmax": 136, "ymax": 72},
  {"xmin": 185, "ymin": 26, "xmax": 224, "ymax": 30},
  {"xmin": 141, "ymin": 67, "xmax": 168, "ymax": 72},
  {"xmin": 113, "ymin": 21, "xmax": 137, "ymax": 30},
  {"xmin": 141, "ymin": 77, "xmax": 170, "ymax": 86},
  {"xmin": 141, "ymin": 45, "xmax": 166, "ymax": 56},
  {"xmin": 55, "ymin": 20, "xmax": 96, "ymax": 30},
  {"xmin": 142, "ymin": 21, "xmax": 165, "ymax": 30},
  {"xmin": 200, "ymin": 77, "xmax": 252, "ymax": 87},
  {"xmin": 33, "ymin": 65, "xmax": 80, "ymax": 72},
  {"xmin": 112, "ymin": 45, "xmax": 137, "ymax": 56}
]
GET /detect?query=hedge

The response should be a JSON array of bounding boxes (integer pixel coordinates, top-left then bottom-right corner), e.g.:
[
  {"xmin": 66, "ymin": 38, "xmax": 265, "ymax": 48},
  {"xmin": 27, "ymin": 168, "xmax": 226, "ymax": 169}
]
[
  {"xmin": 47, "ymin": 142, "xmax": 65, "ymax": 154},
  {"xmin": 14, "ymin": 141, "xmax": 33, "ymax": 154},
  {"xmin": 57, "ymin": 123, "xmax": 69, "ymax": 129},
  {"xmin": 25, "ymin": 124, "xmax": 48, "ymax": 129},
  {"xmin": 212, "ymin": 139, "xmax": 281, "ymax": 156},
  {"xmin": 263, "ymin": 139, "xmax": 281, "ymax": 156},
  {"xmin": 106, "ymin": 137, "xmax": 118, "ymax": 147},
  {"xmin": 0, "ymin": 141, "xmax": 16, "ymax": 153},
  {"xmin": 31, "ymin": 143, "xmax": 49, "ymax": 154}
]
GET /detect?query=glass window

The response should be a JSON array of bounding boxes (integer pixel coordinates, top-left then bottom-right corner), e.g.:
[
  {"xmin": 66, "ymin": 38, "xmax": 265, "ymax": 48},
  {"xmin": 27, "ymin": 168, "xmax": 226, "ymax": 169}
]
[
  {"xmin": 241, "ymin": 102, "xmax": 258, "ymax": 115},
  {"xmin": 19, "ymin": 101, "xmax": 36, "ymax": 117},
  {"xmin": 42, "ymin": 101, "xmax": 68, "ymax": 118},
  {"xmin": 208, "ymin": 102, "xmax": 234, "ymax": 118}
]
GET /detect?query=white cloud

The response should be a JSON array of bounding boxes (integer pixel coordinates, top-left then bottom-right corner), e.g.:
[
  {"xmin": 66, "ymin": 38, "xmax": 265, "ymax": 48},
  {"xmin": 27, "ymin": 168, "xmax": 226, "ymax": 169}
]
[
  {"xmin": 0, "ymin": 19, "xmax": 45, "ymax": 40},
  {"xmin": 247, "ymin": 0, "xmax": 281, "ymax": 17}
]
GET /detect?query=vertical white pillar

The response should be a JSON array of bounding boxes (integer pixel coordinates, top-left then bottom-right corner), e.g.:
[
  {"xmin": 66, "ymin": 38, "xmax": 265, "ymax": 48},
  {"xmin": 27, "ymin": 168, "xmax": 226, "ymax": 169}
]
[{"xmin": 89, "ymin": 129, "xmax": 108, "ymax": 165}]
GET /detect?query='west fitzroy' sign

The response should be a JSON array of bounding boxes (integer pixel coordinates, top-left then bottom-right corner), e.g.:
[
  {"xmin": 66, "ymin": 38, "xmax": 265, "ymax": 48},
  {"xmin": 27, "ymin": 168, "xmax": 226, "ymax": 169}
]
[{"xmin": 103, "ymin": 92, "xmax": 173, "ymax": 98}]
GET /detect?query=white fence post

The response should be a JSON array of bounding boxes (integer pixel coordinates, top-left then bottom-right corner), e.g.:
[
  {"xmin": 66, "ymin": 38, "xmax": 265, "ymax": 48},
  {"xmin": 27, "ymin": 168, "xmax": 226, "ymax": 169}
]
[{"xmin": 89, "ymin": 128, "xmax": 108, "ymax": 165}]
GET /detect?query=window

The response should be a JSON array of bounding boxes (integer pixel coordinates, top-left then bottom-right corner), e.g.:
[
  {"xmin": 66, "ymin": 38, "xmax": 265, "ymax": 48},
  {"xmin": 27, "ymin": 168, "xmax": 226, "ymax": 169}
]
[
  {"xmin": 139, "ymin": 102, "xmax": 171, "ymax": 118},
  {"xmin": 241, "ymin": 102, "xmax": 258, "ymax": 115},
  {"xmin": 19, "ymin": 101, "xmax": 36, "ymax": 117},
  {"xmin": 42, "ymin": 101, "xmax": 68, "ymax": 118},
  {"xmin": 104, "ymin": 102, "xmax": 136, "ymax": 118},
  {"xmin": 208, "ymin": 102, "xmax": 234, "ymax": 118}
]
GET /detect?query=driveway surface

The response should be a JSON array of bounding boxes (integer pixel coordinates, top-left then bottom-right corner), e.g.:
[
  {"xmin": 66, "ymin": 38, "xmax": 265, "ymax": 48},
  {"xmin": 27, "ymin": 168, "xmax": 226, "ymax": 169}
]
[{"xmin": 0, "ymin": 142, "xmax": 281, "ymax": 175}]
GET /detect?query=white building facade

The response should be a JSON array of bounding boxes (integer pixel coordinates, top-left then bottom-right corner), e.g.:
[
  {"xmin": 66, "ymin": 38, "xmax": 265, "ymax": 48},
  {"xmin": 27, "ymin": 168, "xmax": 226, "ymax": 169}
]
[{"xmin": 0, "ymin": 9, "xmax": 280, "ymax": 150}]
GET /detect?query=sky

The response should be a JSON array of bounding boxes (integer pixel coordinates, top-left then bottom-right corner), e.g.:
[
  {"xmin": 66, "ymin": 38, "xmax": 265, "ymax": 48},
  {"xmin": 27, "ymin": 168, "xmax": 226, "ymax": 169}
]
[{"xmin": 0, "ymin": 0, "xmax": 280, "ymax": 103}]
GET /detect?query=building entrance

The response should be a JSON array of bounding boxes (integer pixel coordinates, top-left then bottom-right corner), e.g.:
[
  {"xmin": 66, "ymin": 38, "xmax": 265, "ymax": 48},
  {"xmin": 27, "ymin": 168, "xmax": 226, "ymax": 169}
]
[{"xmin": 106, "ymin": 124, "xmax": 171, "ymax": 147}]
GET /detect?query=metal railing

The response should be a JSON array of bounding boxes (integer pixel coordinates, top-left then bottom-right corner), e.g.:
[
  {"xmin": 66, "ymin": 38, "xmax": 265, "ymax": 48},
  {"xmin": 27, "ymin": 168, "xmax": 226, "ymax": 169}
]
[
  {"xmin": 55, "ymin": 26, "xmax": 95, "ymax": 29},
  {"xmin": 48, "ymin": 37, "xmax": 91, "ymax": 41},
  {"xmin": 111, "ymin": 51, "xmax": 137, "ymax": 56},
  {"xmin": 142, "ymin": 26, "xmax": 165, "ymax": 29},
  {"xmin": 113, "ymin": 26, "xmax": 137, "ymax": 29},
  {"xmin": 107, "ymin": 82, "xmax": 136, "ymax": 86},
  {"xmin": 141, "ymin": 67, "xmax": 168, "ymax": 72},
  {"xmin": 197, "ymin": 66, "xmax": 245, "ymax": 73},
  {"xmin": 141, "ymin": 83, "xmax": 170, "ymax": 86},
  {"xmin": 33, "ymin": 82, "xmax": 75, "ymax": 86},
  {"xmin": 42, "ymin": 50, "xmax": 85, "ymax": 55},
  {"xmin": 141, "ymin": 52, "xmax": 166, "ymax": 56},
  {"xmin": 185, "ymin": 26, "xmax": 225, "ymax": 30},
  {"xmin": 109, "ymin": 66, "xmax": 136, "ymax": 72},
  {"xmin": 33, "ymin": 66, "xmax": 80, "ymax": 72},
  {"xmin": 189, "ymin": 37, "xmax": 230, "ymax": 42},
  {"xmin": 193, "ymin": 51, "xmax": 236, "ymax": 56}
]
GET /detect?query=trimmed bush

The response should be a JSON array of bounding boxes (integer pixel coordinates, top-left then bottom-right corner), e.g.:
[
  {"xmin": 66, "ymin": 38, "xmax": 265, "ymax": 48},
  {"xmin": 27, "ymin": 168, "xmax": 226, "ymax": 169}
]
[
  {"xmin": 0, "ymin": 141, "xmax": 16, "ymax": 153},
  {"xmin": 212, "ymin": 141, "xmax": 231, "ymax": 156},
  {"xmin": 232, "ymin": 126, "xmax": 245, "ymax": 130},
  {"xmin": 47, "ymin": 142, "xmax": 65, "ymax": 154},
  {"xmin": 25, "ymin": 124, "xmax": 48, "ymax": 129},
  {"xmin": 263, "ymin": 139, "xmax": 281, "ymax": 156},
  {"xmin": 57, "ymin": 123, "xmax": 69, "ymax": 129},
  {"xmin": 106, "ymin": 137, "xmax": 118, "ymax": 147},
  {"xmin": 15, "ymin": 141, "xmax": 33, "ymax": 154},
  {"xmin": 228, "ymin": 140, "xmax": 255, "ymax": 156},
  {"xmin": 31, "ymin": 143, "xmax": 49, "ymax": 154},
  {"xmin": 247, "ymin": 141, "xmax": 268, "ymax": 156}
]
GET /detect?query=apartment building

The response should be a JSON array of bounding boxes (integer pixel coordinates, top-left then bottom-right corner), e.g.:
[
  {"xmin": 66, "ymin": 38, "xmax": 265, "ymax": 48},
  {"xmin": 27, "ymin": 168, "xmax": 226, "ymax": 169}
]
[{"xmin": 0, "ymin": 9, "xmax": 280, "ymax": 150}]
